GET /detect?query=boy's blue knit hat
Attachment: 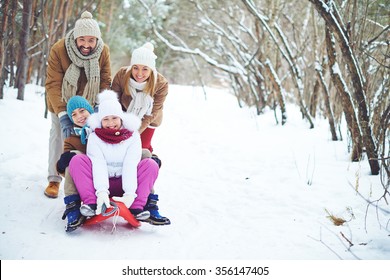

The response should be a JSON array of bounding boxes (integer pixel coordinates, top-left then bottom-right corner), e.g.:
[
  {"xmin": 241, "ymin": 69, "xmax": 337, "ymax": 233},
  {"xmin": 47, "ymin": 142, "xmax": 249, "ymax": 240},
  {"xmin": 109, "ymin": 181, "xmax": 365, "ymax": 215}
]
[{"xmin": 67, "ymin": 96, "xmax": 94, "ymax": 123}]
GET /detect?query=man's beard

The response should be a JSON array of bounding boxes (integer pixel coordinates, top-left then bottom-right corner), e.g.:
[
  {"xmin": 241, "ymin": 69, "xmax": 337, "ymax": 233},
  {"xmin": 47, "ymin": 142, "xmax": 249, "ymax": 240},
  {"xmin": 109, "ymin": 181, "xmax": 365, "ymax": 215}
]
[{"xmin": 78, "ymin": 46, "xmax": 94, "ymax": 56}]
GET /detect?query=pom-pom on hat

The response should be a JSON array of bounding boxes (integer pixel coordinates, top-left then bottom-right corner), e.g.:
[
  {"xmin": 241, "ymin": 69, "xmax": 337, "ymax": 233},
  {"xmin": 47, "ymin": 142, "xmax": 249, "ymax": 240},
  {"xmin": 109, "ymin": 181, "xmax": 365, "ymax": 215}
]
[
  {"xmin": 96, "ymin": 90, "xmax": 124, "ymax": 121},
  {"xmin": 130, "ymin": 42, "xmax": 158, "ymax": 81},
  {"xmin": 73, "ymin": 11, "xmax": 101, "ymax": 39},
  {"xmin": 67, "ymin": 96, "xmax": 94, "ymax": 123},
  {"xmin": 88, "ymin": 90, "xmax": 141, "ymax": 132}
]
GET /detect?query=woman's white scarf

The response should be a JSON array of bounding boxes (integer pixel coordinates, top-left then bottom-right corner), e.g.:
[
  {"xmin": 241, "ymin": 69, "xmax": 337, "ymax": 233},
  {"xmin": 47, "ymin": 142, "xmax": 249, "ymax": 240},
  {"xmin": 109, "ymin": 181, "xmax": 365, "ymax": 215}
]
[
  {"xmin": 62, "ymin": 30, "xmax": 104, "ymax": 105},
  {"xmin": 127, "ymin": 78, "xmax": 154, "ymax": 119}
]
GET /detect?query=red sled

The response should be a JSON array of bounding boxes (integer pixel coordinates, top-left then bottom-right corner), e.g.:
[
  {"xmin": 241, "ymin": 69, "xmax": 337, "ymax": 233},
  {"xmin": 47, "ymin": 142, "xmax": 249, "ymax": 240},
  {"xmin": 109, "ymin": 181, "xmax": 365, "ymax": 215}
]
[{"xmin": 83, "ymin": 199, "xmax": 141, "ymax": 228}]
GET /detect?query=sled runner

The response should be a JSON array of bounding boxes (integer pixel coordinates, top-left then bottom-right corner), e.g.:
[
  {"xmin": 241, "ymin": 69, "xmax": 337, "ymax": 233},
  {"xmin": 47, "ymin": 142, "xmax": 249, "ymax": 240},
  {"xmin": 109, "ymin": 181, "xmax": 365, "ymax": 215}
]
[{"xmin": 83, "ymin": 200, "xmax": 141, "ymax": 228}]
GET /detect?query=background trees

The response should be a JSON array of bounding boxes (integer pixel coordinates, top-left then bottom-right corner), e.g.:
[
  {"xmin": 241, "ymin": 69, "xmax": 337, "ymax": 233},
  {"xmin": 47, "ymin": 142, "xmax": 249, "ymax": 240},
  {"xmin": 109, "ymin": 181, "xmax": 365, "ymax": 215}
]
[{"xmin": 0, "ymin": 0, "xmax": 389, "ymax": 176}]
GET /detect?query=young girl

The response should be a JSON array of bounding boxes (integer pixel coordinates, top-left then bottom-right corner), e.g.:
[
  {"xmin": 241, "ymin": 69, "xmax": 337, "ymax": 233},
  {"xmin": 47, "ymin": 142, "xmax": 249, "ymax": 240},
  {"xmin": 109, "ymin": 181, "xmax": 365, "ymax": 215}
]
[
  {"xmin": 69, "ymin": 90, "xmax": 160, "ymax": 222},
  {"xmin": 111, "ymin": 42, "xmax": 170, "ymax": 225},
  {"xmin": 56, "ymin": 96, "xmax": 94, "ymax": 232}
]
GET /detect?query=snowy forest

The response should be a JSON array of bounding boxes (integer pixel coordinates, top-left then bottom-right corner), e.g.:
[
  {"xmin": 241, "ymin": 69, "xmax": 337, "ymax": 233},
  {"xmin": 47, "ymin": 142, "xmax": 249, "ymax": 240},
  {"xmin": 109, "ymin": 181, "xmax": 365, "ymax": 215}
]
[
  {"xmin": 0, "ymin": 0, "xmax": 389, "ymax": 247},
  {"xmin": 1, "ymin": 0, "xmax": 389, "ymax": 176}
]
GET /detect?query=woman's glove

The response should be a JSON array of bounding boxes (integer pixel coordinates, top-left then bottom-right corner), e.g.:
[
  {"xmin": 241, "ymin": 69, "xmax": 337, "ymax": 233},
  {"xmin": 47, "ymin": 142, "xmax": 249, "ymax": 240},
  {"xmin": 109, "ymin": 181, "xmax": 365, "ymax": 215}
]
[
  {"xmin": 96, "ymin": 192, "xmax": 111, "ymax": 215},
  {"xmin": 59, "ymin": 114, "xmax": 75, "ymax": 138},
  {"xmin": 112, "ymin": 194, "xmax": 134, "ymax": 208}
]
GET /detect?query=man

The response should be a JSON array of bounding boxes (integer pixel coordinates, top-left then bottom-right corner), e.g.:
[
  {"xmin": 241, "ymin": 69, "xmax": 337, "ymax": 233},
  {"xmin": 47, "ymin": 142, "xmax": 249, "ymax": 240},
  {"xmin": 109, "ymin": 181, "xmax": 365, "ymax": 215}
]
[{"xmin": 45, "ymin": 11, "xmax": 111, "ymax": 198}]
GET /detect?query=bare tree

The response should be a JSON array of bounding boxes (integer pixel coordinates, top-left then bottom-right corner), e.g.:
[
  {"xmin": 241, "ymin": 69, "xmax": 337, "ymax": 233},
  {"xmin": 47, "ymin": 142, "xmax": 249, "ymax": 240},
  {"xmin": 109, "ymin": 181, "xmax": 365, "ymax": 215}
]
[
  {"xmin": 314, "ymin": 59, "xmax": 338, "ymax": 141},
  {"xmin": 0, "ymin": 0, "xmax": 10, "ymax": 99},
  {"xmin": 242, "ymin": 0, "xmax": 315, "ymax": 128},
  {"xmin": 16, "ymin": 0, "xmax": 33, "ymax": 100},
  {"xmin": 308, "ymin": 0, "xmax": 379, "ymax": 175},
  {"xmin": 6, "ymin": 0, "xmax": 17, "ymax": 88},
  {"xmin": 325, "ymin": 28, "xmax": 362, "ymax": 160},
  {"xmin": 264, "ymin": 59, "xmax": 286, "ymax": 125}
]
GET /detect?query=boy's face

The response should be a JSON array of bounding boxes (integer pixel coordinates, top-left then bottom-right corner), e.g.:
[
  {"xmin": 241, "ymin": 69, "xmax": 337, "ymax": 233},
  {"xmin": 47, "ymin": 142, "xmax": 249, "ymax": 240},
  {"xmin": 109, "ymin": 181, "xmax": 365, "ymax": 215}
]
[
  {"xmin": 71, "ymin": 108, "xmax": 91, "ymax": 127},
  {"xmin": 131, "ymin": 64, "xmax": 152, "ymax": 83},
  {"xmin": 101, "ymin": 115, "xmax": 122, "ymax": 130}
]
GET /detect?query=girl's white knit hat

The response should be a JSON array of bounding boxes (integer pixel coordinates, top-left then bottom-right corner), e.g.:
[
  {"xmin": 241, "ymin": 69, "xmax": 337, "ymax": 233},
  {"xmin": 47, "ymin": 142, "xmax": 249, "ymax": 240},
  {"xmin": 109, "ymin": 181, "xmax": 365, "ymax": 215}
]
[
  {"xmin": 88, "ymin": 90, "xmax": 141, "ymax": 132},
  {"xmin": 130, "ymin": 42, "xmax": 158, "ymax": 81},
  {"xmin": 73, "ymin": 11, "xmax": 101, "ymax": 39},
  {"xmin": 96, "ymin": 90, "xmax": 123, "ymax": 121}
]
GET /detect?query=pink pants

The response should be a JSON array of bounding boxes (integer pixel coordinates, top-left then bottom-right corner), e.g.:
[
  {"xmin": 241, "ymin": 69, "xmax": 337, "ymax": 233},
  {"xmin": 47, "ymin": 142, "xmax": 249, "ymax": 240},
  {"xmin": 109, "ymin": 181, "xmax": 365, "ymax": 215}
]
[{"xmin": 69, "ymin": 154, "xmax": 159, "ymax": 210}]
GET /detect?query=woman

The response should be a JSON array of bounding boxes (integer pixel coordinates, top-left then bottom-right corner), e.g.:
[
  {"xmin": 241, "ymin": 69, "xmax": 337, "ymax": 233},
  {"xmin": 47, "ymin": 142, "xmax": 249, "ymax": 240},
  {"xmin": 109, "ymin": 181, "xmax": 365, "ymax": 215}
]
[
  {"xmin": 111, "ymin": 42, "xmax": 170, "ymax": 225},
  {"xmin": 111, "ymin": 42, "xmax": 168, "ymax": 153}
]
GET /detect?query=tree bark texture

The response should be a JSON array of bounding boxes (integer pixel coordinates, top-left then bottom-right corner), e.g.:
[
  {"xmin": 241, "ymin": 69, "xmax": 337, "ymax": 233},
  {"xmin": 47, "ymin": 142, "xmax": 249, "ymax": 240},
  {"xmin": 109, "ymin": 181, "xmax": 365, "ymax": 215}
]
[
  {"xmin": 325, "ymin": 28, "xmax": 362, "ymax": 161},
  {"xmin": 264, "ymin": 60, "xmax": 287, "ymax": 125},
  {"xmin": 314, "ymin": 62, "xmax": 338, "ymax": 141},
  {"xmin": 0, "ymin": 0, "xmax": 10, "ymax": 99}
]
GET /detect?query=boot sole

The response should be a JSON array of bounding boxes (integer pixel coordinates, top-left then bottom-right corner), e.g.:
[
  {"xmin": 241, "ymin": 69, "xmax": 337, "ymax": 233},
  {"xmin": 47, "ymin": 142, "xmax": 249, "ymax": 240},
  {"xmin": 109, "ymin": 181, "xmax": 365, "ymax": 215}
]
[
  {"xmin": 44, "ymin": 191, "xmax": 58, "ymax": 198},
  {"xmin": 80, "ymin": 205, "xmax": 96, "ymax": 217},
  {"xmin": 142, "ymin": 218, "xmax": 171, "ymax": 226},
  {"xmin": 134, "ymin": 211, "xmax": 151, "ymax": 221}
]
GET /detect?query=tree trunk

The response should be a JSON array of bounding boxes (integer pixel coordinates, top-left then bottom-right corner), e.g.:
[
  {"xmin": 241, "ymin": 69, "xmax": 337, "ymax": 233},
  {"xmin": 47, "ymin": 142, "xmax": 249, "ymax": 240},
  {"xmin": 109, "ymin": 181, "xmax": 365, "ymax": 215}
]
[
  {"xmin": 315, "ymin": 61, "xmax": 338, "ymax": 141},
  {"xmin": 309, "ymin": 79, "xmax": 320, "ymax": 118},
  {"xmin": 264, "ymin": 59, "xmax": 287, "ymax": 125},
  {"xmin": 0, "ymin": 0, "xmax": 10, "ymax": 99},
  {"xmin": 16, "ymin": 0, "xmax": 33, "ymax": 100},
  {"xmin": 7, "ymin": 0, "xmax": 17, "ymax": 88},
  {"xmin": 61, "ymin": 0, "xmax": 70, "ymax": 39},
  {"xmin": 48, "ymin": 0, "xmax": 57, "ymax": 48},
  {"xmin": 309, "ymin": 0, "xmax": 379, "ymax": 175},
  {"xmin": 38, "ymin": 0, "xmax": 49, "ymax": 86},
  {"xmin": 309, "ymin": 4, "xmax": 319, "ymax": 118},
  {"xmin": 325, "ymin": 28, "xmax": 362, "ymax": 161},
  {"xmin": 253, "ymin": 68, "xmax": 266, "ymax": 114}
]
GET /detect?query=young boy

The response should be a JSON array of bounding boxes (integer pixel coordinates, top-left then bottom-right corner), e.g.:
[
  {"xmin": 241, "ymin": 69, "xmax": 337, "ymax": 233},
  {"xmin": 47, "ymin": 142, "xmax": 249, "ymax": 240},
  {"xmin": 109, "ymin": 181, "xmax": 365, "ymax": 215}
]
[{"xmin": 56, "ymin": 96, "xmax": 94, "ymax": 232}]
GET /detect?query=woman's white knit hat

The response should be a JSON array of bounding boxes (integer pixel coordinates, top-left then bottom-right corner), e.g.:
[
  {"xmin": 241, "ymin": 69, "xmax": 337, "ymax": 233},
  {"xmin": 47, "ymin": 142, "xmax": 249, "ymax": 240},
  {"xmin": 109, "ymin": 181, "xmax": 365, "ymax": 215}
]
[
  {"xmin": 73, "ymin": 11, "xmax": 101, "ymax": 39},
  {"xmin": 130, "ymin": 42, "xmax": 158, "ymax": 81}
]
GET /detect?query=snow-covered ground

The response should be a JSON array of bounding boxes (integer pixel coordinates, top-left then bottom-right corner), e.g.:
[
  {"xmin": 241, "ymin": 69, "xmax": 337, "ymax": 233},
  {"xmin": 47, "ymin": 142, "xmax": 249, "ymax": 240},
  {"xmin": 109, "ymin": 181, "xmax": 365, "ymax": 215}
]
[{"xmin": 0, "ymin": 84, "xmax": 389, "ymax": 278}]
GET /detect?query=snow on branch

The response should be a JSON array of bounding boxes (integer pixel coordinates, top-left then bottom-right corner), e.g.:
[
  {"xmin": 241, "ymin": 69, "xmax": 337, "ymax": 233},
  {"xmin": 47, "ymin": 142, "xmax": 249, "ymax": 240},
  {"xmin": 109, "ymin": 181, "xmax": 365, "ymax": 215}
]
[
  {"xmin": 137, "ymin": 0, "xmax": 246, "ymax": 76},
  {"xmin": 308, "ymin": 0, "xmax": 365, "ymax": 86}
]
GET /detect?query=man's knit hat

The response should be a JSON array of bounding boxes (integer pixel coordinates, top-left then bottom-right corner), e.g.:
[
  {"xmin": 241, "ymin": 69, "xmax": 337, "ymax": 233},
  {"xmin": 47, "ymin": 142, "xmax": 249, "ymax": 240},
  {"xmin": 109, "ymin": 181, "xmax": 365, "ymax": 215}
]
[
  {"xmin": 67, "ymin": 96, "xmax": 94, "ymax": 123},
  {"xmin": 73, "ymin": 11, "xmax": 101, "ymax": 39},
  {"xmin": 130, "ymin": 42, "xmax": 158, "ymax": 81}
]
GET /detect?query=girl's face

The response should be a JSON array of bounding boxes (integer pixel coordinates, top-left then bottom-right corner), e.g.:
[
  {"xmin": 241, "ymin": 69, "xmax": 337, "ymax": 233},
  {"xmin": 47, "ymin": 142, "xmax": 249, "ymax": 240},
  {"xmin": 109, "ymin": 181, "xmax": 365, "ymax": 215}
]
[
  {"xmin": 76, "ymin": 36, "xmax": 97, "ymax": 56},
  {"xmin": 71, "ymin": 108, "xmax": 91, "ymax": 127},
  {"xmin": 101, "ymin": 115, "xmax": 122, "ymax": 130},
  {"xmin": 131, "ymin": 64, "xmax": 152, "ymax": 83}
]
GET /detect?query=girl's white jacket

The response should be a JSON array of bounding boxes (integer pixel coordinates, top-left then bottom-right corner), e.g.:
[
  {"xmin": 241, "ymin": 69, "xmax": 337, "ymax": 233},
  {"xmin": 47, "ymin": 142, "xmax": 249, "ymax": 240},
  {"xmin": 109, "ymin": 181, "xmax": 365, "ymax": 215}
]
[{"xmin": 86, "ymin": 112, "xmax": 142, "ymax": 197}]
